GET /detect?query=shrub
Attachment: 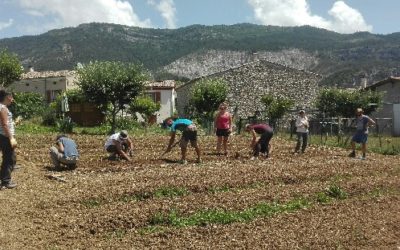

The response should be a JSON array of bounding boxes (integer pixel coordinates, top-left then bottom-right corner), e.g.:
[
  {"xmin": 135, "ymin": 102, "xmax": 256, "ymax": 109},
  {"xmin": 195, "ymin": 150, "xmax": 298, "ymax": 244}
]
[{"xmin": 9, "ymin": 92, "xmax": 46, "ymax": 119}]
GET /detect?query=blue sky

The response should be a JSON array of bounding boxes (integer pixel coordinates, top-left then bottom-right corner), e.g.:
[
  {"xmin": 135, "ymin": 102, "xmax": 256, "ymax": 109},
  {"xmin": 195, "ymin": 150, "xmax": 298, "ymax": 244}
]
[{"xmin": 0, "ymin": 0, "xmax": 399, "ymax": 39}]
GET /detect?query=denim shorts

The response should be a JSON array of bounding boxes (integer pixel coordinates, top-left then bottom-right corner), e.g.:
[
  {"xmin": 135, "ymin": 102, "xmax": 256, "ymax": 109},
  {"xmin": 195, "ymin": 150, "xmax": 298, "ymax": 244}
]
[{"xmin": 352, "ymin": 132, "xmax": 368, "ymax": 144}]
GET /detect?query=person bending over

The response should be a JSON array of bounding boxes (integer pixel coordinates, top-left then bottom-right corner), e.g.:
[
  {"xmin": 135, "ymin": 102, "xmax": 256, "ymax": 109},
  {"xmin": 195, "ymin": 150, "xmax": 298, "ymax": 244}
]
[
  {"xmin": 163, "ymin": 118, "xmax": 201, "ymax": 164},
  {"xmin": 104, "ymin": 130, "xmax": 133, "ymax": 161},
  {"xmin": 245, "ymin": 123, "xmax": 274, "ymax": 160}
]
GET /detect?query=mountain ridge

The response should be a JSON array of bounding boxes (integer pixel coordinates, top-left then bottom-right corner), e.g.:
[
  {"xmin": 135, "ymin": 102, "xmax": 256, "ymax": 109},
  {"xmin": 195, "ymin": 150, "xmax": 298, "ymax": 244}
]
[{"xmin": 1, "ymin": 22, "xmax": 399, "ymax": 87}]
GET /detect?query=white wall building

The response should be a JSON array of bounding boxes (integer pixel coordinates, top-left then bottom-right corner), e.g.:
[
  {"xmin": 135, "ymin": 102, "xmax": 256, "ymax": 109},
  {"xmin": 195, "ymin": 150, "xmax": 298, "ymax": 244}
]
[{"xmin": 145, "ymin": 80, "xmax": 176, "ymax": 124}]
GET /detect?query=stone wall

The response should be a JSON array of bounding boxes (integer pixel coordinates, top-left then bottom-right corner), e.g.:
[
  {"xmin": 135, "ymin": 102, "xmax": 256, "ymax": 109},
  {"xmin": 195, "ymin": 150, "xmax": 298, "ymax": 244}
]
[{"xmin": 176, "ymin": 59, "xmax": 322, "ymax": 118}]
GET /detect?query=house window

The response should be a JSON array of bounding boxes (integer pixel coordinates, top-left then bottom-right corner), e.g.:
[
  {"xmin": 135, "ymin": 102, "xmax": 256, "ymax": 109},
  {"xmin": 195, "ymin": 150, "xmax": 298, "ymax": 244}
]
[{"xmin": 147, "ymin": 92, "xmax": 161, "ymax": 103}]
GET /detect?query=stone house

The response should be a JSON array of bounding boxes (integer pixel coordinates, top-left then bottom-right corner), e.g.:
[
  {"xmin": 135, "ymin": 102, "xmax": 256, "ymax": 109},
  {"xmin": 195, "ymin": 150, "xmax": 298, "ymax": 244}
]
[
  {"xmin": 9, "ymin": 70, "xmax": 78, "ymax": 103},
  {"xmin": 176, "ymin": 59, "xmax": 322, "ymax": 119},
  {"xmin": 365, "ymin": 76, "xmax": 400, "ymax": 136}
]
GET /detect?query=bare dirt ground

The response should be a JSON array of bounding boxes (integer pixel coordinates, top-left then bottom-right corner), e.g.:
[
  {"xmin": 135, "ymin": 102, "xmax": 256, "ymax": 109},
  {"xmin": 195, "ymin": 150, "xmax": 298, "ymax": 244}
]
[{"xmin": 0, "ymin": 134, "xmax": 399, "ymax": 249}]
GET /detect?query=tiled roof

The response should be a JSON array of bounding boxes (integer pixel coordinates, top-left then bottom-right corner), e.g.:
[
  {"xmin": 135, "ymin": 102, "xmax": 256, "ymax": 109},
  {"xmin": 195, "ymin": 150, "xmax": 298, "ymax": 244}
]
[
  {"xmin": 21, "ymin": 70, "xmax": 76, "ymax": 79},
  {"xmin": 146, "ymin": 80, "xmax": 175, "ymax": 88}
]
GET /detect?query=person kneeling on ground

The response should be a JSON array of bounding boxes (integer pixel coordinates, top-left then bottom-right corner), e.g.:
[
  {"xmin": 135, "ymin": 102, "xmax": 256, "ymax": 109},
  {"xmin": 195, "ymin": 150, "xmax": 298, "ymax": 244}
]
[
  {"xmin": 50, "ymin": 134, "xmax": 79, "ymax": 170},
  {"xmin": 245, "ymin": 123, "xmax": 274, "ymax": 160},
  {"xmin": 104, "ymin": 130, "xmax": 133, "ymax": 161},
  {"xmin": 163, "ymin": 118, "xmax": 201, "ymax": 164}
]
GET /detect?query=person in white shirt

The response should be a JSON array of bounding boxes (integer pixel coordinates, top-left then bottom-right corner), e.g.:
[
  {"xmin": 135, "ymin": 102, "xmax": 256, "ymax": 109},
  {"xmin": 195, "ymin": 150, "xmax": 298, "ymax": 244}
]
[
  {"xmin": 0, "ymin": 90, "xmax": 17, "ymax": 189},
  {"xmin": 104, "ymin": 130, "xmax": 133, "ymax": 161},
  {"xmin": 294, "ymin": 110, "xmax": 309, "ymax": 154}
]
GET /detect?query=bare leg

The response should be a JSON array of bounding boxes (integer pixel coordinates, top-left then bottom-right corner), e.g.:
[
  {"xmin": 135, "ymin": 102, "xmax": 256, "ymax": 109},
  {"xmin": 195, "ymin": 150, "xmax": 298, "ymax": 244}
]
[
  {"xmin": 194, "ymin": 145, "xmax": 201, "ymax": 162},
  {"xmin": 223, "ymin": 136, "xmax": 229, "ymax": 155},
  {"xmin": 216, "ymin": 136, "xmax": 222, "ymax": 154},
  {"xmin": 361, "ymin": 143, "xmax": 367, "ymax": 157},
  {"xmin": 181, "ymin": 146, "xmax": 187, "ymax": 161},
  {"xmin": 351, "ymin": 141, "xmax": 356, "ymax": 151}
]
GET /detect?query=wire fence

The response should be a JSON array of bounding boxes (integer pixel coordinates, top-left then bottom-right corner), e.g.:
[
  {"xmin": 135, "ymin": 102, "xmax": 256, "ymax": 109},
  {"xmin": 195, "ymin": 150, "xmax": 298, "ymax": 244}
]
[{"xmin": 235, "ymin": 116, "xmax": 396, "ymax": 145}]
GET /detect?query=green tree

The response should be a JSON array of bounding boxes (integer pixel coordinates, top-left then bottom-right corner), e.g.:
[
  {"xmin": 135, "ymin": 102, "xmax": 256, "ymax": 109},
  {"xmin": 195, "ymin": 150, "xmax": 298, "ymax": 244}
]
[
  {"xmin": 261, "ymin": 94, "xmax": 294, "ymax": 127},
  {"xmin": 129, "ymin": 96, "xmax": 161, "ymax": 125},
  {"xmin": 9, "ymin": 92, "xmax": 46, "ymax": 119},
  {"xmin": 0, "ymin": 49, "xmax": 23, "ymax": 87},
  {"xmin": 316, "ymin": 88, "xmax": 382, "ymax": 117},
  {"xmin": 190, "ymin": 78, "xmax": 228, "ymax": 117},
  {"xmin": 76, "ymin": 61, "xmax": 148, "ymax": 133},
  {"xmin": 189, "ymin": 78, "xmax": 228, "ymax": 132}
]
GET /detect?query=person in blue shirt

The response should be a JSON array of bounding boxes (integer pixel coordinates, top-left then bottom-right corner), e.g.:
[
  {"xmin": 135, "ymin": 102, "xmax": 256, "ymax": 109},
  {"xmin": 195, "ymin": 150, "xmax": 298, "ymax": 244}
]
[
  {"xmin": 163, "ymin": 118, "xmax": 201, "ymax": 164},
  {"xmin": 348, "ymin": 108, "xmax": 375, "ymax": 160},
  {"xmin": 50, "ymin": 134, "xmax": 79, "ymax": 170}
]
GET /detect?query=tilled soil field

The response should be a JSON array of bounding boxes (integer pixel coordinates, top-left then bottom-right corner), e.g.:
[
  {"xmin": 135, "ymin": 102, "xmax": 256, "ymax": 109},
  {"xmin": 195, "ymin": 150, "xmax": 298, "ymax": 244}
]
[{"xmin": 0, "ymin": 134, "xmax": 399, "ymax": 249}]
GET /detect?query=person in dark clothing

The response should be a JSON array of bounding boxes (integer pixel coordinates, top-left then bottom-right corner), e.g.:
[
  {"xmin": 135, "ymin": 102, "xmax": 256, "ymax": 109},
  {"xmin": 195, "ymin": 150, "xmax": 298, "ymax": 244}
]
[{"xmin": 245, "ymin": 123, "xmax": 274, "ymax": 159}]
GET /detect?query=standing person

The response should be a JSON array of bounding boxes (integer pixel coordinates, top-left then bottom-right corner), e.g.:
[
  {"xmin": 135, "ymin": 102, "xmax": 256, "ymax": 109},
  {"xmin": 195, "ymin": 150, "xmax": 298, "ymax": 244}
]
[
  {"xmin": 0, "ymin": 90, "xmax": 17, "ymax": 189},
  {"xmin": 294, "ymin": 110, "xmax": 309, "ymax": 154},
  {"xmin": 245, "ymin": 123, "xmax": 274, "ymax": 160},
  {"xmin": 104, "ymin": 130, "xmax": 133, "ymax": 161},
  {"xmin": 49, "ymin": 134, "xmax": 79, "ymax": 170},
  {"xmin": 348, "ymin": 108, "xmax": 375, "ymax": 160},
  {"xmin": 214, "ymin": 102, "xmax": 232, "ymax": 156},
  {"xmin": 163, "ymin": 118, "xmax": 201, "ymax": 164}
]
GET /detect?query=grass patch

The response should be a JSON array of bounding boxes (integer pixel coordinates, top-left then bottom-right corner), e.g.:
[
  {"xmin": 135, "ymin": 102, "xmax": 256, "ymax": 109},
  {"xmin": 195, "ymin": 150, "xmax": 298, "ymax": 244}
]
[
  {"xmin": 280, "ymin": 132, "xmax": 400, "ymax": 156},
  {"xmin": 325, "ymin": 184, "xmax": 348, "ymax": 200},
  {"xmin": 149, "ymin": 198, "xmax": 311, "ymax": 227},
  {"xmin": 148, "ymin": 186, "xmax": 351, "ymax": 228}
]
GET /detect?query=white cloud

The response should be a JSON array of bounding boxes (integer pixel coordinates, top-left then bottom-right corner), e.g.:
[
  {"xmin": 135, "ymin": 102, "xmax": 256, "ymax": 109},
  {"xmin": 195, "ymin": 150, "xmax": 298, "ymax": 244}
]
[
  {"xmin": 15, "ymin": 0, "xmax": 152, "ymax": 34},
  {"xmin": 247, "ymin": 0, "xmax": 372, "ymax": 33},
  {"xmin": 148, "ymin": 0, "xmax": 177, "ymax": 29},
  {"xmin": 0, "ymin": 19, "xmax": 13, "ymax": 30}
]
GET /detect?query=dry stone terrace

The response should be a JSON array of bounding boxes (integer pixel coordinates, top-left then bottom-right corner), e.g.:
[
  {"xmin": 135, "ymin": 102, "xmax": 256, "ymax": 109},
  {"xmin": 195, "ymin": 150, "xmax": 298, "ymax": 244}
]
[{"xmin": 176, "ymin": 59, "xmax": 322, "ymax": 118}]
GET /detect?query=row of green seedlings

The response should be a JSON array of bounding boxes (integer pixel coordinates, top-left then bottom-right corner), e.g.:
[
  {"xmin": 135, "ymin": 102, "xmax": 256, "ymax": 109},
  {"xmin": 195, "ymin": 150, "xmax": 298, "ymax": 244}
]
[
  {"xmin": 146, "ymin": 184, "xmax": 348, "ymax": 230},
  {"xmin": 104, "ymin": 185, "xmax": 398, "ymax": 237},
  {"xmin": 140, "ymin": 186, "xmax": 398, "ymax": 234}
]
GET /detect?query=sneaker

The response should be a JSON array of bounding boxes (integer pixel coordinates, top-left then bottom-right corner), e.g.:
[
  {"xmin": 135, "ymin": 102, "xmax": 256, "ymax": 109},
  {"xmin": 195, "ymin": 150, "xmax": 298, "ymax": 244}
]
[
  {"xmin": 179, "ymin": 160, "xmax": 187, "ymax": 165},
  {"xmin": 348, "ymin": 151, "xmax": 356, "ymax": 158},
  {"xmin": 360, "ymin": 156, "xmax": 366, "ymax": 160},
  {"xmin": 196, "ymin": 158, "xmax": 202, "ymax": 164},
  {"xmin": 1, "ymin": 182, "xmax": 17, "ymax": 189}
]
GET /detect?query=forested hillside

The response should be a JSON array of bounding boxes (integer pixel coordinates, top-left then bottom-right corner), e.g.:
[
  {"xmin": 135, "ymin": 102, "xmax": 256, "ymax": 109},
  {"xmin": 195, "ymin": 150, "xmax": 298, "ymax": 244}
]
[{"xmin": 1, "ymin": 23, "xmax": 399, "ymax": 87}]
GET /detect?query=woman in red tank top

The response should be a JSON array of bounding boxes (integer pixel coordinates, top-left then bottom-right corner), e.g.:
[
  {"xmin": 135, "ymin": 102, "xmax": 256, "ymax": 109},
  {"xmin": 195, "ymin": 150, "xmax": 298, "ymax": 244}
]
[{"xmin": 214, "ymin": 102, "xmax": 232, "ymax": 155}]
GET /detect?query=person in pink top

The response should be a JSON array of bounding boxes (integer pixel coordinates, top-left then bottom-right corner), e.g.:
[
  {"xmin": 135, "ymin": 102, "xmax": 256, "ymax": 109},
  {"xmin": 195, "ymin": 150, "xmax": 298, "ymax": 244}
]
[{"xmin": 214, "ymin": 102, "xmax": 232, "ymax": 156}]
